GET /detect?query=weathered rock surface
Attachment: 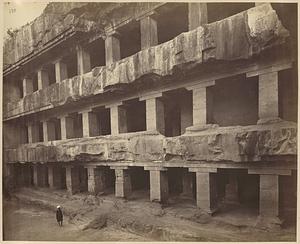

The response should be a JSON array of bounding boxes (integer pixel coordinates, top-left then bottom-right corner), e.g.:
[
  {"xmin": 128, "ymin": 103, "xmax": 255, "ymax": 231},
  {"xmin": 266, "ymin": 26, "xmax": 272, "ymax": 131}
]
[
  {"xmin": 4, "ymin": 121, "xmax": 297, "ymax": 164},
  {"xmin": 3, "ymin": 4, "xmax": 290, "ymax": 119}
]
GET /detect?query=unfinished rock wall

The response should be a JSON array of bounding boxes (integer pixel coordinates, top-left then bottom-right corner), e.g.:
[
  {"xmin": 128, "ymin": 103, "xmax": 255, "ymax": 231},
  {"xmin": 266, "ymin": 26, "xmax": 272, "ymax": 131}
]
[
  {"xmin": 4, "ymin": 121, "xmax": 297, "ymax": 164},
  {"xmin": 3, "ymin": 2, "xmax": 163, "ymax": 69},
  {"xmin": 3, "ymin": 4, "xmax": 291, "ymax": 120}
]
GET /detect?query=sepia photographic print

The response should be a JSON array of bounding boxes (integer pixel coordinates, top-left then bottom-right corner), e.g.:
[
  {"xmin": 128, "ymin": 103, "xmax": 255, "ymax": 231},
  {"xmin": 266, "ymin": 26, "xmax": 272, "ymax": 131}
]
[{"xmin": 1, "ymin": 1, "xmax": 298, "ymax": 242}]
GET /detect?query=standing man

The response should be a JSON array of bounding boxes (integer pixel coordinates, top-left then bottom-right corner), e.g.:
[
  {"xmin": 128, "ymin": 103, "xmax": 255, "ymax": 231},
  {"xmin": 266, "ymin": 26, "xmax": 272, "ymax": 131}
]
[{"xmin": 56, "ymin": 206, "xmax": 63, "ymax": 226}]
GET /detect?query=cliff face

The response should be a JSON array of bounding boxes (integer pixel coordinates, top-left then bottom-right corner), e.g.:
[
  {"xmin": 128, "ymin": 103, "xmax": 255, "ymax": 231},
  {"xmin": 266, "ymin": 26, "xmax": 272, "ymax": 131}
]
[
  {"xmin": 3, "ymin": 2, "xmax": 163, "ymax": 69},
  {"xmin": 3, "ymin": 4, "xmax": 291, "ymax": 120}
]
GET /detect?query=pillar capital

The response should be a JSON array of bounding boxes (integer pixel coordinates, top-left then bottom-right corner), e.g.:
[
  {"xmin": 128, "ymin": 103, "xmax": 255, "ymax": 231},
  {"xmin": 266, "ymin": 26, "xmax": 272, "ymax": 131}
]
[
  {"xmin": 139, "ymin": 92, "xmax": 162, "ymax": 101},
  {"xmin": 246, "ymin": 62, "xmax": 293, "ymax": 78},
  {"xmin": 136, "ymin": 10, "xmax": 158, "ymax": 21},
  {"xmin": 144, "ymin": 166, "xmax": 167, "ymax": 171},
  {"xmin": 248, "ymin": 168, "xmax": 291, "ymax": 176},
  {"xmin": 188, "ymin": 167, "xmax": 217, "ymax": 173},
  {"xmin": 185, "ymin": 80, "xmax": 215, "ymax": 91},
  {"xmin": 104, "ymin": 29, "xmax": 121, "ymax": 38},
  {"xmin": 110, "ymin": 166, "xmax": 129, "ymax": 170}
]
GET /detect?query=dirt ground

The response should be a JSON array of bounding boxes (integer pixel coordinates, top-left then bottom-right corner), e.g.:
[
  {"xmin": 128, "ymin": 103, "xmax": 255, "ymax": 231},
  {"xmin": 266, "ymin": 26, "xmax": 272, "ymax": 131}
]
[{"xmin": 3, "ymin": 187, "xmax": 297, "ymax": 242}]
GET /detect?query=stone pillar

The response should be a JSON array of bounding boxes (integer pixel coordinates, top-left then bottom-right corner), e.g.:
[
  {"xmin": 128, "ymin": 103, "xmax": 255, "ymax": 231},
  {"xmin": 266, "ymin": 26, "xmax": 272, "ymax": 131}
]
[
  {"xmin": 38, "ymin": 164, "xmax": 48, "ymax": 187},
  {"xmin": 258, "ymin": 72, "xmax": 279, "ymax": 121},
  {"xmin": 65, "ymin": 166, "xmax": 80, "ymax": 194},
  {"xmin": 33, "ymin": 164, "xmax": 38, "ymax": 186},
  {"xmin": 225, "ymin": 174, "xmax": 239, "ymax": 204},
  {"xmin": 111, "ymin": 166, "xmax": 132, "ymax": 198},
  {"xmin": 248, "ymin": 168, "xmax": 291, "ymax": 222},
  {"xmin": 186, "ymin": 81, "xmax": 215, "ymax": 126},
  {"xmin": 42, "ymin": 120, "xmax": 56, "ymax": 142},
  {"xmin": 77, "ymin": 45, "xmax": 91, "ymax": 75},
  {"xmin": 86, "ymin": 166, "xmax": 106, "ymax": 195},
  {"xmin": 182, "ymin": 170, "xmax": 193, "ymax": 197},
  {"xmin": 60, "ymin": 115, "xmax": 74, "ymax": 139},
  {"xmin": 27, "ymin": 123, "xmax": 40, "ymax": 143},
  {"xmin": 23, "ymin": 77, "xmax": 34, "ymax": 97},
  {"xmin": 48, "ymin": 165, "xmax": 54, "ymax": 188},
  {"xmin": 139, "ymin": 12, "xmax": 158, "ymax": 50},
  {"xmin": 80, "ymin": 109, "xmax": 99, "ymax": 137},
  {"xmin": 105, "ymin": 31, "xmax": 121, "ymax": 66},
  {"xmin": 145, "ymin": 166, "xmax": 168, "ymax": 203},
  {"xmin": 106, "ymin": 103, "xmax": 127, "ymax": 135},
  {"xmin": 189, "ymin": 168, "xmax": 218, "ymax": 214},
  {"xmin": 188, "ymin": 3, "xmax": 208, "ymax": 30},
  {"xmin": 259, "ymin": 175, "xmax": 279, "ymax": 217},
  {"xmin": 246, "ymin": 63, "xmax": 293, "ymax": 124},
  {"xmin": 54, "ymin": 59, "xmax": 68, "ymax": 83},
  {"xmin": 140, "ymin": 93, "xmax": 165, "ymax": 134},
  {"xmin": 37, "ymin": 69, "xmax": 50, "ymax": 90}
]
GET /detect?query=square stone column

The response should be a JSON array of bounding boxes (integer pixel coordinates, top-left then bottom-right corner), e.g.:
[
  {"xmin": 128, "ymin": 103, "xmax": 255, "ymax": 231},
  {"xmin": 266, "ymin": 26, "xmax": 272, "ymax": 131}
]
[
  {"xmin": 248, "ymin": 168, "xmax": 291, "ymax": 221},
  {"xmin": 77, "ymin": 45, "xmax": 91, "ymax": 75},
  {"xmin": 186, "ymin": 81, "xmax": 215, "ymax": 126},
  {"xmin": 145, "ymin": 166, "xmax": 169, "ymax": 203},
  {"xmin": 54, "ymin": 59, "xmax": 68, "ymax": 83},
  {"xmin": 188, "ymin": 3, "xmax": 208, "ymax": 30},
  {"xmin": 258, "ymin": 72, "xmax": 279, "ymax": 121},
  {"xmin": 80, "ymin": 109, "xmax": 99, "ymax": 137},
  {"xmin": 23, "ymin": 77, "xmax": 34, "ymax": 97},
  {"xmin": 48, "ymin": 165, "xmax": 63, "ymax": 189},
  {"xmin": 189, "ymin": 167, "xmax": 218, "ymax": 214},
  {"xmin": 246, "ymin": 63, "xmax": 293, "ymax": 124},
  {"xmin": 37, "ymin": 69, "xmax": 50, "ymax": 90},
  {"xmin": 65, "ymin": 166, "xmax": 80, "ymax": 194},
  {"xmin": 33, "ymin": 164, "xmax": 38, "ymax": 186},
  {"xmin": 140, "ymin": 93, "xmax": 165, "ymax": 134},
  {"xmin": 86, "ymin": 166, "xmax": 106, "ymax": 195},
  {"xmin": 139, "ymin": 12, "xmax": 158, "ymax": 50},
  {"xmin": 37, "ymin": 164, "xmax": 48, "ymax": 187},
  {"xmin": 27, "ymin": 123, "xmax": 40, "ymax": 143},
  {"xmin": 106, "ymin": 102, "xmax": 127, "ymax": 135},
  {"xmin": 42, "ymin": 120, "xmax": 56, "ymax": 142},
  {"xmin": 105, "ymin": 31, "xmax": 121, "ymax": 66},
  {"xmin": 259, "ymin": 174, "xmax": 279, "ymax": 217},
  {"xmin": 33, "ymin": 164, "xmax": 48, "ymax": 187},
  {"xmin": 111, "ymin": 166, "xmax": 132, "ymax": 198},
  {"xmin": 60, "ymin": 115, "xmax": 74, "ymax": 139},
  {"xmin": 48, "ymin": 165, "xmax": 54, "ymax": 188}
]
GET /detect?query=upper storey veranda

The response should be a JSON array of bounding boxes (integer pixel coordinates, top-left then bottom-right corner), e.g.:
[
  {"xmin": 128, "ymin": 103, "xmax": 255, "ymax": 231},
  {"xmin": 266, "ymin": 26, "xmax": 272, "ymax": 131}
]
[{"xmin": 3, "ymin": 3, "xmax": 297, "ymax": 120}]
